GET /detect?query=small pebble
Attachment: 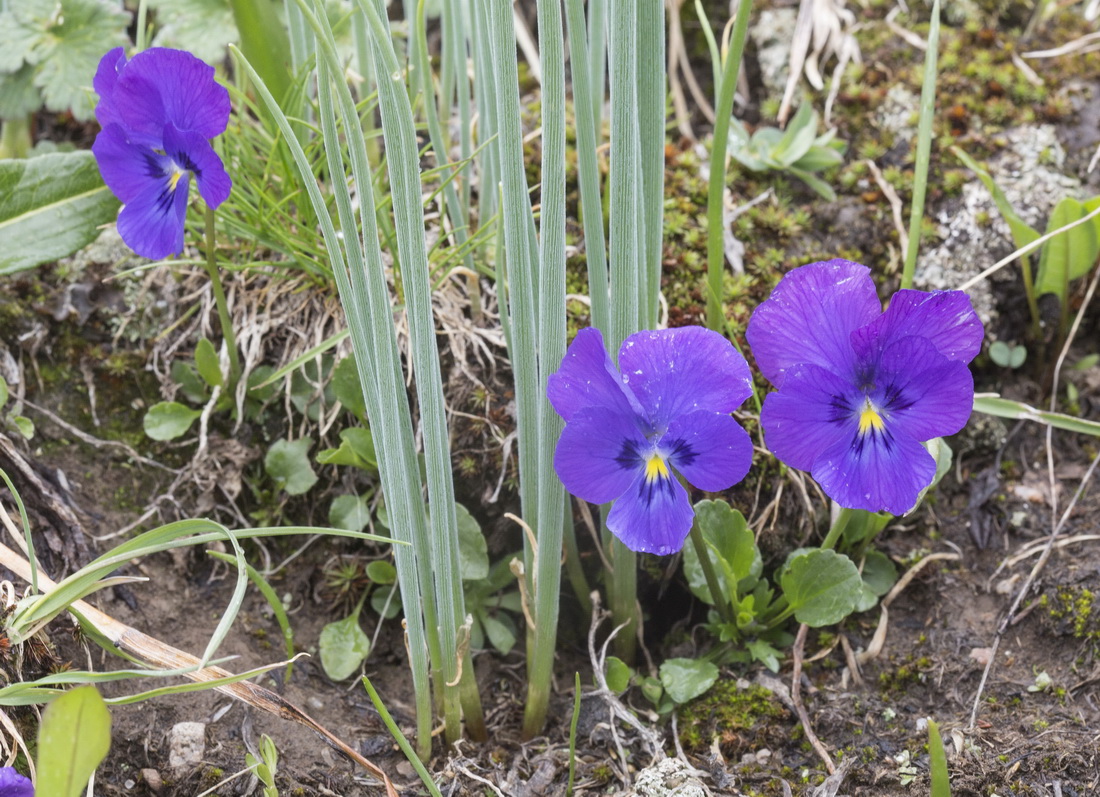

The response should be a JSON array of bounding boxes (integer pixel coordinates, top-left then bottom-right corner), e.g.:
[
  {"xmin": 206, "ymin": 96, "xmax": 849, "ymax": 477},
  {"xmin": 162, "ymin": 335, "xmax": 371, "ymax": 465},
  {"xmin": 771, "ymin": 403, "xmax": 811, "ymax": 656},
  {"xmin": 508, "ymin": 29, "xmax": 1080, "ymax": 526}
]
[{"xmin": 142, "ymin": 768, "xmax": 163, "ymax": 793}]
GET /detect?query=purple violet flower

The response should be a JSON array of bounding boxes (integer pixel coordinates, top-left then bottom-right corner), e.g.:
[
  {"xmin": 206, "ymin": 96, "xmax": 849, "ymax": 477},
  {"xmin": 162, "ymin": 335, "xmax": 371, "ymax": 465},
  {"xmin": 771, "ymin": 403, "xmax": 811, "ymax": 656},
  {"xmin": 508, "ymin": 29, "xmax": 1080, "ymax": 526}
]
[
  {"xmin": 92, "ymin": 47, "xmax": 232, "ymax": 260},
  {"xmin": 0, "ymin": 766, "xmax": 33, "ymax": 797},
  {"xmin": 548, "ymin": 326, "xmax": 754, "ymax": 555},
  {"xmin": 746, "ymin": 259, "xmax": 983, "ymax": 515}
]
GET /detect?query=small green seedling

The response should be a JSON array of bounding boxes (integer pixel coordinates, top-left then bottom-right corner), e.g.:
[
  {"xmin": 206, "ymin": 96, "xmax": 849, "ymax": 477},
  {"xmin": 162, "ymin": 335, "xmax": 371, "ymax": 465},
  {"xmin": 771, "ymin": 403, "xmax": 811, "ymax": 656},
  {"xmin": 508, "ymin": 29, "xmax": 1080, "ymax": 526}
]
[
  {"xmin": 728, "ymin": 104, "xmax": 846, "ymax": 199},
  {"xmin": 245, "ymin": 734, "xmax": 279, "ymax": 797},
  {"xmin": 989, "ymin": 341, "xmax": 1027, "ymax": 369},
  {"xmin": 0, "ymin": 377, "xmax": 33, "ymax": 440}
]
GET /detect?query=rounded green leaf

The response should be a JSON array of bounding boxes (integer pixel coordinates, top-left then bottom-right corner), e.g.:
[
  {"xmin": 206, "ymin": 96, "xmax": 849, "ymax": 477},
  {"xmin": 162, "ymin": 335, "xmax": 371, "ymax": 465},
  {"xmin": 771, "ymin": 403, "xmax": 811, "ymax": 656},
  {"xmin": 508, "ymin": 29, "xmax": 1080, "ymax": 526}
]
[
  {"xmin": 143, "ymin": 401, "xmax": 202, "ymax": 441},
  {"xmin": 604, "ymin": 655, "xmax": 633, "ymax": 694},
  {"xmin": 331, "ymin": 354, "xmax": 367, "ymax": 421},
  {"xmin": 366, "ymin": 560, "xmax": 396, "ymax": 585},
  {"xmin": 329, "ymin": 494, "xmax": 371, "ymax": 532},
  {"xmin": 265, "ymin": 438, "xmax": 318, "ymax": 495},
  {"xmin": 456, "ymin": 503, "xmax": 488, "ymax": 581},
  {"xmin": 682, "ymin": 499, "xmax": 760, "ymax": 604},
  {"xmin": 780, "ymin": 549, "xmax": 862, "ymax": 627},
  {"xmin": 37, "ymin": 685, "xmax": 112, "ymax": 797},
  {"xmin": 194, "ymin": 337, "xmax": 223, "ymax": 388},
  {"xmin": 659, "ymin": 658, "xmax": 719, "ymax": 705},
  {"xmin": 479, "ymin": 611, "xmax": 517, "ymax": 655},
  {"xmin": 319, "ymin": 614, "xmax": 371, "ymax": 680}
]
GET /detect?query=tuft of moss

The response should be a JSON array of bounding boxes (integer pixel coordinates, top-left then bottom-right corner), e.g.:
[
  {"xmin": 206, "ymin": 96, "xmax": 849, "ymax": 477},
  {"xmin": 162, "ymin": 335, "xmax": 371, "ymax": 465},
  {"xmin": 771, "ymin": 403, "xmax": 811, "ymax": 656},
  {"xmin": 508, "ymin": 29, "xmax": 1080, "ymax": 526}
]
[{"xmin": 677, "ymin": 680, "xmax": 788, "ymax": 756}]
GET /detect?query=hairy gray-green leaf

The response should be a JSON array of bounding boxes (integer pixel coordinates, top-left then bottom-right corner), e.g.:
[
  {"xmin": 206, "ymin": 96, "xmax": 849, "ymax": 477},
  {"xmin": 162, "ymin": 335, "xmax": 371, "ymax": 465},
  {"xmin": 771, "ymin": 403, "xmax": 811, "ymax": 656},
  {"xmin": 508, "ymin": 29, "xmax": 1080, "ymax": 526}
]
[
  {"xmin": 143, "ymin": 401, "xmax": 201, "ymax": 441},
  {"xmin": 0, "ymin": 152, "xmax": 120, "ymax": 274},
  {"xmin": 0, "ymin": 0, "xmax": 130, "ymax": 119},
  {"xmin": 37, "ymin": 685, "xmax": 112, "ymax": 797},
  {"xmin": 0, "ymin": 64, "xmax": 42, "ymax": 119},
  {"xmin": 318, "ymin": 612, "xmax": 370, "ymax": 680},
  {"xmin": 659, "ymin": 658, "xmax": 719, "ymax": 705},
  {"xmin": 148, "ymin": 0, "xmax": 239, "ymax": 65},
  {"xmin": 265, "ymin": 438, "xmax": 318, "ymax": 495},
  {"xmin": 780, "ymin": 549, "xmax": 862, "ymax": 627}
]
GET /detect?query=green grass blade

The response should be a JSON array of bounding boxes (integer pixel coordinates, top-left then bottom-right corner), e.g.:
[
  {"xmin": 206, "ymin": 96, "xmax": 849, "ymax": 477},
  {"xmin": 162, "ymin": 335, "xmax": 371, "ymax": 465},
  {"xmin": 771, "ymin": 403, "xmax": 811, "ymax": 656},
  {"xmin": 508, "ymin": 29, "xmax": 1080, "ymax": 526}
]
[
  {"xmin": 637, "ymin": 0, "xmax": 665, "ymax": 326},
  {"xmin": 207, "ymin": 551, "xmax": 297, "ymax": 682},
  {"xmin": 362, "ymin": 676, "xmax": 443, "ymax": 797},
  {"xmin": 521, "ymin": 0, "xmax": 568, "ymax": 740},
  {"xmin": 901, "ymin": 0, "xmax": 940, "ymax": 289},
  {"xmin": 928, "ymin": 720, "xmax": 952, "ymax": 797},
  {"xmin": 973, "ymin": 394, "xmax": 1100, "ymax": 436},
  {"xmin": 231, "ymin": 41, "xmax": 438, "ymax": 757},
  {"xmin": 486, "ymin": 0, "xmax": 541, "ymax": 536},
  {"xmin": 352, "ymin": 0, "xmax": 483, "ymax": 741},
  {"xmin": 563, "ymin": 0, "xmax": 609, "ymax": 334},
  {"xmin": 704, "ymin": 0, "xmax": 753, "ymax": 331},
  {"xmin": 229, "ymin": 0, "xmax": 293, "ymax": 106}
]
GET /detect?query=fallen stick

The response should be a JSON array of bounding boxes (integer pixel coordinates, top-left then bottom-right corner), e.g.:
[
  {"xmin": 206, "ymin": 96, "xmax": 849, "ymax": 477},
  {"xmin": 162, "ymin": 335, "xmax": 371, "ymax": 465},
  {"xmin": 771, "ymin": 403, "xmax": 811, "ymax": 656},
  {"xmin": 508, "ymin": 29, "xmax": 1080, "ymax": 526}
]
[{"xmin": 0, "ymin": 542, "xmax": 399, "ymax": 796}]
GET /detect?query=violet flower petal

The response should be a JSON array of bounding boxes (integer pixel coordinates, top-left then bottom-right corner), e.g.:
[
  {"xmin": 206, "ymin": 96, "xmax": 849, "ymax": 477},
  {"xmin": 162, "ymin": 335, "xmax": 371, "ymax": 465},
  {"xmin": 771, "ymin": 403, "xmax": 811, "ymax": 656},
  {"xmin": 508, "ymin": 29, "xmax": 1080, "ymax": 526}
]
[
  {"xmin": 92, "ymin": 47, "xmax": 127, "ymax": 130},
  {"xmin": 663, "ymin": 410, "xmax": 754, "ymax": 492},
  {"xmin": 606, "ymin": 469, "xmax": 694, "ymax": 555},
  {"xmin": 92, "ymin": 124, "xmax": 160, "ymax": 203},
  {"xmin": 546, "ymin": 327, "xmax": 640, "ymax": 423},
  {"xmin": 0, "ymin": 766, "xmax": 34, "ymax": 797},
  {"xmin": 116, "ymin": 173, "xmax": 191, "ymax": 259},
  {"xmin": 617, "ymin": 326, "xmax": 753, "ymax": 427},
  {"xmin": 758, "ymin": 363, "xmax": 856, "ymax": 472},
  {"xmin": 114, "ymin": 48, "xmax": 231, "ymax": 148},
  {"xmin": 553, "ymin": 405, "xmax": 648, "ymax": 505},
  {"xmin": 875, "ymin": 336, "xmax": 975, "ymax": 441},
  {"xmin": 812, "ymin": 427, "xmax": 936, "ymax": 515},
  {"xmin": 853, "ymin": 289, "xmax": 983, "ymax": 365},
  {"xmin": 746, "ymin": 259, "xmax": 880, "ymax": 387},
  {"xmin": 163, "ymin": 123, "xmax": 231, "ymax": 208}
]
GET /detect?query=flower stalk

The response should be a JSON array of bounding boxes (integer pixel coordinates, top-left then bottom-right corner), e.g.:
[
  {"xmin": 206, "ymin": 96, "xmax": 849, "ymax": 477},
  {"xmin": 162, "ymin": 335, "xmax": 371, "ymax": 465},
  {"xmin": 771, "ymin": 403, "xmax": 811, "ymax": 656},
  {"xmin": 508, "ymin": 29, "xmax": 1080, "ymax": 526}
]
[{"xmin": 202, "ymin": 205, "xmax": 241, "ymax": 387}]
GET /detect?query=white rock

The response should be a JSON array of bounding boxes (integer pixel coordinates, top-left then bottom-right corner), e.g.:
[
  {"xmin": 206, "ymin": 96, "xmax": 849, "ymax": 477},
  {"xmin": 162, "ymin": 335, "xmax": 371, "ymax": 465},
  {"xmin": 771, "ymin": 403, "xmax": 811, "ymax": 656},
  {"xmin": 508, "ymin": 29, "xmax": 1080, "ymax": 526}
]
[
  {"xmin": 630, "ymin": 758, "xmax": 708, "ymax": 797},
  {"xmin": 917, "ymin": 125, "xmax": 1083, "ymax": 324},
  {"xmin": 168, "ymin": 721, "xmax": 206, "ymax": 771}
]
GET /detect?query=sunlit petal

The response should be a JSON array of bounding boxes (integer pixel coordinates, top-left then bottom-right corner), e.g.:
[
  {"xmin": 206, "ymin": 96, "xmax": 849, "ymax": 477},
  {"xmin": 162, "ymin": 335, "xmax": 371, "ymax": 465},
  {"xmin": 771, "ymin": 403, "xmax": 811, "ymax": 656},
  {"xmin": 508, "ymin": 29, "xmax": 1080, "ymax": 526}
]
[{"xmin": 663, "ymin": 410, "xmax": 754, "ymax": 492}]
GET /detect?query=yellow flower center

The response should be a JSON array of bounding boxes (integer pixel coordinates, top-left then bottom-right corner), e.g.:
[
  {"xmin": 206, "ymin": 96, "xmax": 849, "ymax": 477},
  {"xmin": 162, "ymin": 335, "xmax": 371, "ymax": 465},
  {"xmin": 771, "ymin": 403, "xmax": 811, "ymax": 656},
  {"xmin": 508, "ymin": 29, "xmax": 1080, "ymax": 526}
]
[
  {"xmin": 857, "ymin": 398, "xmax": 885, "ymax": 436},
  {"xmin": 644, "ymin": 453, "xmax": 670, "ymax": 483},
  {"xmin": 167, "ymin": 168, "xmax": 185, "ymax": 192}
]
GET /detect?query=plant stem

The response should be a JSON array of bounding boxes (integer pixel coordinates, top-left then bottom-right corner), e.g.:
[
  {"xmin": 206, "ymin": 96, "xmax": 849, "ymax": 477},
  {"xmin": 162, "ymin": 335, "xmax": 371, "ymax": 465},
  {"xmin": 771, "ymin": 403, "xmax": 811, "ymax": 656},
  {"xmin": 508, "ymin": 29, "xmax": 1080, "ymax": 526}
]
[
  {"xmin": 820, "ymin": 505, "xmax": 855, "ymax": 551},
  {"xmin": 704, "ymin": 0, "xmax": 754, "ymax": 331},
  {"xmin": 567, "ymin": 672, "xmax": 581, "ymax": 797},
  {"xmin": 900, "ymin": 0, "xmax": 940, "ymax": 290},
  {"xmin": 203, "ymin": 205, "xmax": 241, "ymax": 387},
  {"xmin": 688, "ymin": 522, "xmax": 735, "ymax": 626},
  {"xmin": 0, "ymin": 117, "xmax": 31, "ymax": 160}
]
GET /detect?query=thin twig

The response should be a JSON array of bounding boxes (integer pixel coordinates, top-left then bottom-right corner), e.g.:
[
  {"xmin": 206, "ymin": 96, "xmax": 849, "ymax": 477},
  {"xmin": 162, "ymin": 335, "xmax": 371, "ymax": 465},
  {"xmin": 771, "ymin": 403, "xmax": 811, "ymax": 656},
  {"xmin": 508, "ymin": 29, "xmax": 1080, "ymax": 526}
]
[
  {"xmin": 956, "ymin": 204, "xmax": 1100, "ymax": 291},
  {"xmin": 455, "ymin": 764, "xmax": 505, "ymax": 797},
  {"xmin": 791, "ymin": 623, "xmax": 835, "ymax": 774},
  {"xmin": 20, "ymin": 399, "xmax": 176, "ymax": 472}
]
